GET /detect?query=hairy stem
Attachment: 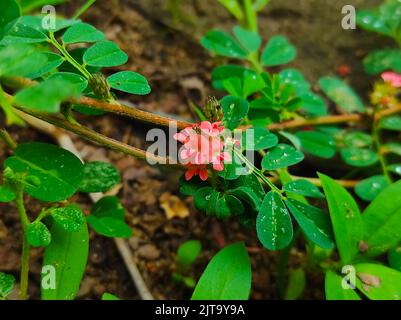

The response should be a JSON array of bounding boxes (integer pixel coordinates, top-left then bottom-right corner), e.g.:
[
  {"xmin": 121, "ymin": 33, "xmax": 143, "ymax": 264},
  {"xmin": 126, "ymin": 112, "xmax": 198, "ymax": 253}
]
[
  {"xmin": 5, "ymin": 76, "xmax": 401, "ymax": 132},
  {"xmin": 13, "ymin": 106, "xmax": 183, "ymax": 169},
  {"xmin": 15, "ymin": 184, "xmax": 30, "ymax": 300}
]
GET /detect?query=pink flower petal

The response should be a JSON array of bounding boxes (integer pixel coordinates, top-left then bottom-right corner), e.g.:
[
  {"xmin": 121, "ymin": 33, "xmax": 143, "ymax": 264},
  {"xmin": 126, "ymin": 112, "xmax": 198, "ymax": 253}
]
[
  {"xmin": 382, "ymin": 71, "xmax": 401, "ymax": 87},
  {"xmin": 199, "ymin": 168, "xmax": 209, "ymax": 181}
]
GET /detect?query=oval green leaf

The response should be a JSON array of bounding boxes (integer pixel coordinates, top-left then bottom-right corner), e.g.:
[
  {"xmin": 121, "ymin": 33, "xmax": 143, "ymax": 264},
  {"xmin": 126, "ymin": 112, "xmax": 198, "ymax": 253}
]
[
  {"xmin": 79, "ymin": 161, "xmax": 120, "ymax": 193},
  {"xmin": 262, "ymin": 144, "xmax": 304, "ymax": 170},
  {"xmin": 62, "ymin": 22, "xmax": 104, "ymax": 44},
  {"xmin": 191, "ymin": 242, "xmax": 251, "ymax": 300},
  {"xmin": 355, "ymin": 263, "xmax": 401, "ymax": 300},
  {"xmin": 340, "ymin": 147, "xmax": 379, "ymax": 167},
  {"xmin": 27, "ymin": 221, "xmax": 51, "ymax": 247},
  {"xmin": 200, "ymin": 30, "xmax": 247, "ymax": 59},
  {"xmin": 257, "ymin": 191, "xmax": 293, "ymax": 250},
  {"xmin": 355, "ymin": 175, "xmax": 389, "ymax": 202},
  {"xmin": 319, "ymin": 77, "xmax": 365, "ymax": 113},
  {"xmin": 286, "ymin": 199, "xmax": 334, "ymax": 250},
  {"xmin": 5, "ymin": 143, "xmax": 84, "ymax": 202},
  {"xmin": 107, "ymin": 71, "xmax": 151, "ymax": 95},
  {"xmin": 51, "ymin": 206, "xmax": 85, "ymax": 232},
  {"xmin": 261, "ymin": 35, "xmax": 297, "ymax": 67},
  {"xmin": 362, "ymin": 180, "xmax": 401, "ymax": 257},
  {"xmin": 283, "ymin": 179, "xmax": 324, "ymax": 198},
  {"xmin": 296, "ymin": 131, "xmax": 336, "ymax": 159},
  {"xmin": 41, "ymin": 220, "xmax": 89, "ymax": 300},
  {"xmin": 318, "ymin": 173, "xmax": 362, "ymax": 264},
  {"xmin": 242, "ymin": 127, "xmax": 278, "ymax": 151},
  {"xmin": 83, "ymin": 40, "xmax": 128, "ymax": 67}
]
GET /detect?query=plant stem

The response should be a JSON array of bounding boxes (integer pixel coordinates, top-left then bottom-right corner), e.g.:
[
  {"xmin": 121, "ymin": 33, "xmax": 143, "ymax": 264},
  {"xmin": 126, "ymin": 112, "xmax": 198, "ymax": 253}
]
[
  {"xmin": 73, "ymin": 0, "xmax": 97, "ymax": 19},
  {"xmin": 13, "ymin": 106, "xmax": 183, "ymax": 169},
  {"xmin": 243, "ymin": 0, "xmax": 258, "ymax": 32},
  {"xmin": 3, "ymin": 77, "xmax": 192, "ymax": 130},
  {"xmin": 277, "ymin": 228, "xmax": 301, "ymax": 298},
  {"xmin": 0, "ymin": 83, "xmax": 24, "ymax": 126},
  {"xmin": 372, "ymin": 116, "xmax": 392, "ymax": 184},
  {"xmin": 5, "ymin": 76, "xmax": 401, "ymax": 132},
  {"xmin": 48, "ymin": 33, "xmax": 91, "ymax": 79},
  {"xmin": 14, "ymin": 184, "xmax": 30, "ymax": 300},
  {"xmin": 268, "ymin": 174, "xmax": 359, "ymax": 188},
  {"xmin": 234, "ymin": 148, "xmax": 282, "ymax": 193},
  {"xmin": 0, "ymin": 128, "xmax": 17, "ymax": 150}
]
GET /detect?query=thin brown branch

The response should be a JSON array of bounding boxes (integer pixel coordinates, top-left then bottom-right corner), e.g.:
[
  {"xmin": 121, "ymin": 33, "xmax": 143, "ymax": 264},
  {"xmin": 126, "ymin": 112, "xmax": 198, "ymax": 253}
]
[
  {"xmin": 3, "ymin": 76, "xmax": 192, "ymax": 130},
  {"xmin": 4, "ymin": 76, "xmax": 401, "ymax": 133},
  {"xmin": 266, "ymin": 114, "xmax": 362, "ymax": 131},
  {"xmin": 13, "ymin": 106, "xmax": 184, "ymax": 169},
  {"xmin": 268, "ymin": 175, "xmax": 359, "ymax": 188}
]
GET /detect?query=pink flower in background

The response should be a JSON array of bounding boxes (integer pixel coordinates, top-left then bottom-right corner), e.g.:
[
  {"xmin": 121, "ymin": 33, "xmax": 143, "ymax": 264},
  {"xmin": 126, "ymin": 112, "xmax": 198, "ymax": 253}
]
[
  {"xmin": 174, "ymin": 121, "xmax": 231, "ymax": 181},
  {"xmin": 381, "ymin": 71, "xmax": 401, "ymax": 87}
]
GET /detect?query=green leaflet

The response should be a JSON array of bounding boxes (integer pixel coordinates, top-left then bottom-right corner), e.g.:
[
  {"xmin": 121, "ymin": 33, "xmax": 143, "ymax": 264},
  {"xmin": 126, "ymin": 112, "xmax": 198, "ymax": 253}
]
[
  {"xmin": 51, "ymin": 205, "xmax": 85, "ymax": 233},
  {"xmin": 355, "ymin": 175, "xmax": 389, "ymax": 202},
  {"xmin": 107, "ymin": 71, "xmax": 151, "ymax": 95},
  {"xmin": 83, "ymin": 40, "xmax": 128, "ymax": 67},
  {"xmin": 242, "ymin": 127, "xmax": 278, "ymax": 151},
  {"xmin": 319, "ymin": 77, "xmax": 365, "ymax": 113},
  {"xmin": 177, "ymin": 240, "xmax": 202, "ymax": 271},
  {"xmin": 232, "ymin": 25, "xmax": 261, "ymax": 52},
  {"xmin": 47, "ymin": 72, "xmax": 88, "ymax": 93},
  {"xmin": 261, "ymin": 35, "xmax": 297, "ymax": 67},
  {"xmin": 101, "ymin": 292, "xmax": 120, "ymax": 300},
  {"xmin": 79, "ymin": 161, "xmax": 120, "ymax": 193},
  {"xmin": 363, "ymin": 49, "xmax": 401, "ymax": 75},
  {"xmin": 221, "ymin": 95, "xmax": 249, "ymax": 130},
  {"xmin": 296, "ymin": 131, "xmax": 336, "ymax": 159},
  {"xmin": 41, "ymin": 220, "xmax": 89, "ymax": 300},
  {"xmin": 256, "ymin": 191, "xmax": 293, "ymax": 250},
  {"xmin": 27, "ymin": 221, "xmax": 51, "ymax": 247},
  {"xmin": 0, "ymin": 272, "xmax": 15, "ymax": 299},
  {"xmin": 286, "ymin": 199, "xmax": 334, "ymax": 250},
  {"xmin": 15, "ymin": 77, "xmax": 81, "ymax": 112},
  {"xmin": 340, "ymin": 147, "xmax": 379, "ymax": 167},
  {"xmin": 201, "ymin": 30, "xmax": 247, "ymax": 59},
  {"xmin": 283, "ymin": 179, "xmax": 324, "ymax": 198},
  {"xmin": 355, "ymin": 263, "xmax": 401, "ymax": 300},
  {"xmin": 0, "ymin": 0, "xmax": 21, "ymax": 41},
  {"xmin": 262, "ymin": 144, "xmax": 304, "ymax": 170},
  {"xmin": 362, "ymin": 180, "xmax": 401, "ymax": 257},
  {"xmin": 318, "ymin": 173, "xmax": 362, "ymax": 264},
  {"xmin": 380, "ymin": 115, "xmax": 401, "ymax": 131},
  {"xmin": 191, "ymin": 242, "xmax": 251, "ymax": 300},
  {"xmin": 5, "ymin": 143, "xmax": 84, "ymax": 202},
  {"xmin": 0, "ymin": 185, "xmax": 16, "ymax": 202},
  {"xmin": 389, "ymin": 245, "xmax": 401, "ymax": 272},
  {"xmin": 62, "ymin": 22, "xmax": 104, "ymax": 44},
  {"xmin": 325, "ymin": 271, "xmax": 361, "ymax": 300},
  {"xmin": 87, "ymin": 196, "xmax": 132, "ymax": 238}
]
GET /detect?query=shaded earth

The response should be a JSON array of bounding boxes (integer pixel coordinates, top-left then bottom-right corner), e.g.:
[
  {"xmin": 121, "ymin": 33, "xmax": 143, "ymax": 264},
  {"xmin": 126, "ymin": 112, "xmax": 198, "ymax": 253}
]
[{"xmin": 0, "ymin": 0, "xmax": 389, "ymax": 300}]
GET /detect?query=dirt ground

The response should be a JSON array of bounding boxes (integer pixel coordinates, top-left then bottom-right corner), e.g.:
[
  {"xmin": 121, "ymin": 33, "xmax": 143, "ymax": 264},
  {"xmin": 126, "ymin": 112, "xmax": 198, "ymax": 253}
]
[{"xmin": 0, "ymin": 0, "xmax": 388, "ymax": 300}]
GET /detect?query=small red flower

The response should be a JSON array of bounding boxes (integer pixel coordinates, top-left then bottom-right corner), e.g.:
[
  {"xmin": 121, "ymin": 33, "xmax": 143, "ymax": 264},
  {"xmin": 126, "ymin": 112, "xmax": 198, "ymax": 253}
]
[
  {"xmin": 336, "ymin": 64, "xmax": 351, "ymax": 77},
  {"xmin": 174, "ymin": 121, "xmax": 231, "ymax": 181},
  {"xmin": 382, "ymin": 71, "xmax": 401, "ymax": 87}
]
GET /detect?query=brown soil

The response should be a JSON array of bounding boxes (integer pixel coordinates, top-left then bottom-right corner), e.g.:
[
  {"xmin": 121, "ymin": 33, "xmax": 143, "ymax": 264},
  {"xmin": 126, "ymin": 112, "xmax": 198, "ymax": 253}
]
[{"xmin": 0, "ymin": 0, "xmax": 387, "ymax": 300}]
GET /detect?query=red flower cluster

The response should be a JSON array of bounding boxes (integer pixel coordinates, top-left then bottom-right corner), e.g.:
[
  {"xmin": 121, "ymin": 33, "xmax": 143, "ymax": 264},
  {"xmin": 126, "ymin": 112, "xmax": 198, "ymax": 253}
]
[{"xmin": 174, "ymin": 121, "xmax": 231, "ymax": 181}]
